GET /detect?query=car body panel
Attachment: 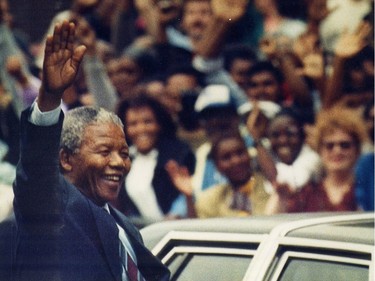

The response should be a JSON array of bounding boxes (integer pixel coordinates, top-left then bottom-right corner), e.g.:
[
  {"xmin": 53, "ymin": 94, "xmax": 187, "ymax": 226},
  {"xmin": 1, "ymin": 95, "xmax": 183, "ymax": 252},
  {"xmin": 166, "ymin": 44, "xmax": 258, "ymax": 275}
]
[{"xmin": 141, "ymin": 212, "xmax": 374, "ymax": 281}]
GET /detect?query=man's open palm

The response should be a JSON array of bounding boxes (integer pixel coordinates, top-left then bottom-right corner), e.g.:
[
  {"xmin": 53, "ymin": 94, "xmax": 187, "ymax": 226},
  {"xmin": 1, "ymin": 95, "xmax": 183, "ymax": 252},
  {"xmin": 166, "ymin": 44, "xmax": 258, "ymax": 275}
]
[{"xmin": 43, "ymin": 21, "xmax": 86, "ymax": 96}]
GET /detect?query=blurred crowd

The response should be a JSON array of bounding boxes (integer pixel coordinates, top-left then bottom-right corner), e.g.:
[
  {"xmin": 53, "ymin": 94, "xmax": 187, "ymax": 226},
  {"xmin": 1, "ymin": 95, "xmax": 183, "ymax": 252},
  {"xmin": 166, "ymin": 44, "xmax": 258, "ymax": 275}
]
[{"xmin": 0, "ymin": 0, "xmax": 374, "ymax": 225}]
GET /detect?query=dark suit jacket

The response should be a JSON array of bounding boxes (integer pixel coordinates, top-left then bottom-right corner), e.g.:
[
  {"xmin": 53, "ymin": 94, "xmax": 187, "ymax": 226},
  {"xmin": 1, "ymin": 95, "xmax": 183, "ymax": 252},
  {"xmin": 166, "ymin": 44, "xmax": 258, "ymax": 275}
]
[{"xmin": 12, "ymin": 108, "xmax": 170, "ymax": 281}]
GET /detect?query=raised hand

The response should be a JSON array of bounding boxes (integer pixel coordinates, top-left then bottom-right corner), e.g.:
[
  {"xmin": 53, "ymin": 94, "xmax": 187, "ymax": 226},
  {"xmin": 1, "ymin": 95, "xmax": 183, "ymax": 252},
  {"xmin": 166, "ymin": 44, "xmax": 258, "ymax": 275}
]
[
  {"xmin": 73, "ymin": 15, "xmax": 96, "ymax": 56},
  {"xmin": 156, "ymin": 0, "xmax": 181, "ymax": 27},
  {"xmin": 298, "ymin": 52, "xmax": 325, "ymax": 80},
  {"xmin": 211, "ymin": 0, "xmax": 248, "ymax": 22},
  {"xmin": 307, "ymin": 0, "xmax": 332, "ymax": 24},
  {"xmin": 246, "ymin": 102, "xmax": 268, "ymax": 142},
  {"xmin": 293, "ymin": 32, "xmax": 320, "ymax": 62},
  {"xmin": 334, "ymin": 21, "xmax": 372, "ymax": 59},
  {"xmin": 165, "ymin": 160, "xmax": 194, "ymax": 197},
  {"xmin": 40, "ymin": 21, "xmax": 86, "ymax": 111}
]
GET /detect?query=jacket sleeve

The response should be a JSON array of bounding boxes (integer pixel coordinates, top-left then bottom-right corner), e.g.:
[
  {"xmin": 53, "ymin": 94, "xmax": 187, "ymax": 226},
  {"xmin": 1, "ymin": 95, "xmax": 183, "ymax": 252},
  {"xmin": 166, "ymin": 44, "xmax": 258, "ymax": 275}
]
[{"xmin": 13, "ymin": 107, "xmax": 65, "ymax": 232}]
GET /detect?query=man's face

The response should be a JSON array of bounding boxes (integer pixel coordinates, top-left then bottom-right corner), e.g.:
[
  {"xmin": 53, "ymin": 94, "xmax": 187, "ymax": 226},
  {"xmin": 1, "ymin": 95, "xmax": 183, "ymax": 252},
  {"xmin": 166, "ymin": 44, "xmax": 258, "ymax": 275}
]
[
  {"xmin": 181, "ymin": 0, "xmax": 212, "ymax": 41},
  {"xmin": 164, "ymin": 73, "xmax": 198, "ymax": 116},
  {"xmin": 64, "ymin": 122, "xmax": 131, "ymax": 206},
  {"xmin": 215, "ymin": 137, "xmax": 252, "ymax": 186},
  {"xmin": 106, "ymin": 57, "xmax": 141, "ymax": 96},
  {"xmin": 229, "ymin": 58, "xmax": 254, "ymax": 90},
  {"xmin": 246, "ymin": 71, "xmax": 280, "ymax": 102}
]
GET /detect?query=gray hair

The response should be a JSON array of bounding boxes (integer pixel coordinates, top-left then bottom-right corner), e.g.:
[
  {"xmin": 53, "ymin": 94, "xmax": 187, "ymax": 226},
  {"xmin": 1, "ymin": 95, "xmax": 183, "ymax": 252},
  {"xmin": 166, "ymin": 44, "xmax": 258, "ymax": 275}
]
[{"xmin": 60, "ymin": 106, "xmax": 124, "ymax": 154}]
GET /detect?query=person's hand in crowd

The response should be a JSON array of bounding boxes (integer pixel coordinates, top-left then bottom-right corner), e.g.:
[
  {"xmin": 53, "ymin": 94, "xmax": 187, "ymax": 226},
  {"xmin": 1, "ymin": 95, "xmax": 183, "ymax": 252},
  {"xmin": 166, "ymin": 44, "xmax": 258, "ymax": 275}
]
[
  {"xmin": 298, "ymin": 52, "xmax": 325, "ymax": 80},
  {"xmin": 38, "ymin": 21, "xmax": 86, "ymax": 111},
  {"xmin": 5, "ymin": 56, "xmax": 29, "ymax": 86},
  {"xmin": 259, "ymin": 36, "xmax": 278, "ymax": 59},
  {"xmin": 307, "ymin": 0, "xmax": 332, "ymax": 25},
  {"xmin": 334, "ymin": 21, "xmax": 372, "ymax": 59},
  {"xmin": 259, "ymin": 35, "xmax": 293, "ymax": 60},
  {"xmin": 265, "ymin": 181, "xmax": 295, "ymax": 214},
  {"xmin": 293, "ymin": 32, "xmax": 320, "ymax": 62},
  {"xmin": 131, "ymin": 34, "xmax": 155, "ymax": 49},
  {"xmin": 165, "ymin": 160, "xmax": 194, "ymax": 197},
  {"xmin": 294, "ymin": 32, "xmax": 325, "ymax": 81},
  {"xmin": 273, "ymin": 182, "xmax": 294, "ymax": 197},
  {"xmin": 211, "ymin": 0, "xmax": 248, "ymax": 23},
  {"xmin": 73, "ymin": 15, "xmax": 97, "ymax": 56},
  {"xmin": 0, "ymin": 82, "xmax": 12, "ymax": 110},
  {"xmin": 156, "ymin": 0, "xmax": 181, "ymax": 27},
  {"xmin": 246, "ymin": 102, "xmax": 268, "ymax": 142}
]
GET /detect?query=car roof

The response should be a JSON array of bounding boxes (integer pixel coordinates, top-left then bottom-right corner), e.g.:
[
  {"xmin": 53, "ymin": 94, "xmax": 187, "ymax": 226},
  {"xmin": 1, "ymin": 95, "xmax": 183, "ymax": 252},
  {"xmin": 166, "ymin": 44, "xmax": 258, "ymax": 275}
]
[{"xmin": 141, "ymin": 212, "xmax": 374, "ymax": 249}]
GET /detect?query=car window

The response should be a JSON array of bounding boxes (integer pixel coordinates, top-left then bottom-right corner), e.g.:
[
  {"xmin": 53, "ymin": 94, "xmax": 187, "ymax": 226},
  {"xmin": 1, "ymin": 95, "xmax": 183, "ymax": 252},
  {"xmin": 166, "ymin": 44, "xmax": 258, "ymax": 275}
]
[
  {"xmin": 168, "ymin": 253, "xmax": 253, "ymax": 281},
  {"xmin": 276, "ymin": 257, "xmax": 368, "ymax": 281}
]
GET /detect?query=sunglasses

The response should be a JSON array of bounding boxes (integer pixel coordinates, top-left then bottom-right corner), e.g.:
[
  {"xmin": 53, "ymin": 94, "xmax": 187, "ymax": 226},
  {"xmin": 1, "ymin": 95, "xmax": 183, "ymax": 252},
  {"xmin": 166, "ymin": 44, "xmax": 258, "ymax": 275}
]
[{"xmin": 322, "ymin": 141, "xmax": 354, "ymax": 151}]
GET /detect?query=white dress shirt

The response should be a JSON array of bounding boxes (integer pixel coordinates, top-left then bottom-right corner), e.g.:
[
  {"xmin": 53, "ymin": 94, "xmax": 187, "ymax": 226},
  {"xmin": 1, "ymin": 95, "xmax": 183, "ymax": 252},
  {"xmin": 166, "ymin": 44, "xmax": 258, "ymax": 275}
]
[{"xmin": 125, "ymin": 148, "xmax": 164, "ymax": 220}]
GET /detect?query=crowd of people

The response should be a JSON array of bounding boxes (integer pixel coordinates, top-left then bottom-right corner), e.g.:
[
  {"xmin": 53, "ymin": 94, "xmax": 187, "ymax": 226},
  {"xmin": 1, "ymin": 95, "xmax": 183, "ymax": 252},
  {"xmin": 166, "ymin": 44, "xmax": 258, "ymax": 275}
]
[{"xmin": 0, "ymin": 0, "xmax": 374, "ymax": 226}]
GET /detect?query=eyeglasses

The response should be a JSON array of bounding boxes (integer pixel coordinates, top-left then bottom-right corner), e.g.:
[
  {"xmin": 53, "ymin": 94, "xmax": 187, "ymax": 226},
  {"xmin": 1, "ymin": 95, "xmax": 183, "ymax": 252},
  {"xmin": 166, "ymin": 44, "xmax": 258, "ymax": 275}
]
[{"xmin": 322, "ymin": 141, "xmax": 355, "ymax": 151}]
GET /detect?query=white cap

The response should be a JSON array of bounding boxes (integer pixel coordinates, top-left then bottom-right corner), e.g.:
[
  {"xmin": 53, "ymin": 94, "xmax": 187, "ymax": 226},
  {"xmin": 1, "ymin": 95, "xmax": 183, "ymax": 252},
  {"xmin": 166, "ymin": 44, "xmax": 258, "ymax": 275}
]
[{"xmin": 194, "ymin": 85, "xmax": 233, "ymax": 113}]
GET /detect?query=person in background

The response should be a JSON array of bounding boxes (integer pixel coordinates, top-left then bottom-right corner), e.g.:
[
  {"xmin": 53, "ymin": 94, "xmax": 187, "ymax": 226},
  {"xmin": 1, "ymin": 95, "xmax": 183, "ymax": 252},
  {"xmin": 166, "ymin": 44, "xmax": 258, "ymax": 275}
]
[
  {"xmin": 246, "ymin": 60, "xmax": 314, "ymax": 124},
  {"xmin": 247, "ymin": 105, "xmax": 321, "ymax": 193},
  {"xmin": 191, "ymin": 84, "xmax": 253, "ymax": 193},
  {"xmin": 323, "ymin": 20, "xmax": 372, "ymax": 110},
  {"xmin": 166, "ymin": 131, "xmax": 270, "ymax": 218},
  {"xmin": 355, "ymin": 103, "xmax": 374, "ymax": 211},
  {"xmin": 222, "ymin": 43, "xmax": 258, "ymax": 91},
  {"xmin": 113, "ymin": 94, "xmax": 196, "ymax": 222},
  {"xmin": 253, "ymin": 0, "xmax": 307, "ymax": 40},
  {"xmin": 162, "ymin": 65, "xmax": 206, "ymax": 151},
  {"xmin": 266, "ymin": 106, "xmax": 368, "ymax": 213},
  {"xmin": 12, "ymin": 20, "xmax": 169, "ymax": 281}
]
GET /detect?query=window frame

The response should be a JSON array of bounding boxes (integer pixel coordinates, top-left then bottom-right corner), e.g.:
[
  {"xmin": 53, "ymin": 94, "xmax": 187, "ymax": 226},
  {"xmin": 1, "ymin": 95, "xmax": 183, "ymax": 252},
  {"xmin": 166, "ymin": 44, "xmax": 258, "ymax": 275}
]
[{"xmin": 269, "ymin": 250, "xmax": 371, "ymax": 281}]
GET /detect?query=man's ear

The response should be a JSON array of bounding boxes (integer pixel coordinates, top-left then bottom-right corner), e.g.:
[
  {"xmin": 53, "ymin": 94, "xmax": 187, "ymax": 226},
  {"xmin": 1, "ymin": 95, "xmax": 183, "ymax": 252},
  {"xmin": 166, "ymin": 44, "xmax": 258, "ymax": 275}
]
[{"xmin": 60, "ymin": 149, "xmax": 73, "ymax": 173}]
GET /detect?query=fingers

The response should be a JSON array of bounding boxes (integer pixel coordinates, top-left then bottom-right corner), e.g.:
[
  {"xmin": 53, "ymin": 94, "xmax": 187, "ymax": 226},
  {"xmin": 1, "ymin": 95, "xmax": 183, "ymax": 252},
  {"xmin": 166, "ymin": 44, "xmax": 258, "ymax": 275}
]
[
  {"xmin": 61, "ymin": 22, "xmax": 70, "ymax": 49},
  {"xmin": 246, "ymin": 103, "xmax": 260, "ymax": 129},
  {"xmin": 51, "ymin": 21, "xmax": 76, "ymax": 53},
  {"xmin": 52, "ymin": 22, "xmax": 62, "ymax": 53},
  {"xmin": 357, "ymin": 21, "xmax": 372, "ymax": 40},
  {"xmin": 44, "ymin": 35, "xmax": 53, "ymax": 57},
  {"xmin": 67, "ymin": 22, "xmax": 76, "ymax": 52},
  {"xmin": 71, "ymin": 45, "xmax": 87, "ymax": 70}
]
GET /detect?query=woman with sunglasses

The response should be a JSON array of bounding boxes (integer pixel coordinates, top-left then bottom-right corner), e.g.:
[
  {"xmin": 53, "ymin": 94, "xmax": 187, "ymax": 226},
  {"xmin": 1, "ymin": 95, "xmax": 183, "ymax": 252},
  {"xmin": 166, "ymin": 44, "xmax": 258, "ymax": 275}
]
[{"xmin": 267, "ymin": 106, "xmax": 368, "ymax": 213}]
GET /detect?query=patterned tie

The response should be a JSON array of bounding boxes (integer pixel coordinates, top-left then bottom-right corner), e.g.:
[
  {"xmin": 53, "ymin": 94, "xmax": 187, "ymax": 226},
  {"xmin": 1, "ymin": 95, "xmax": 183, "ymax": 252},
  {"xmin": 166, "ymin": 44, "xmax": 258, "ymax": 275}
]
[{"xmin": 119, "ymin": 240, "xmax": 146, "ymax": 281}]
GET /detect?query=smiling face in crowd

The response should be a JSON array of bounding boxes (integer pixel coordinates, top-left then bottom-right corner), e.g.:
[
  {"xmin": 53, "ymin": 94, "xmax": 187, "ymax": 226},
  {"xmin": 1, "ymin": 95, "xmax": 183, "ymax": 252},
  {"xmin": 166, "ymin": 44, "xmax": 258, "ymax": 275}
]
[
  {"xmin": 63, "ymin": 122, "xmax": 131, "ymax": 206},
  {"xmin": 213, "ymin": 136, "xmax": 252, "ymax": 187},
  {"xmin": 267, "ymin": 115, "xmax": 304, "ymax": 165},
  {"xmin": 125, "ymin": 106, "xmax": 161, "ymax": 155},
  {"xmin": 319, "ymin": 129, "xmax": 360, "ymax": 174}
]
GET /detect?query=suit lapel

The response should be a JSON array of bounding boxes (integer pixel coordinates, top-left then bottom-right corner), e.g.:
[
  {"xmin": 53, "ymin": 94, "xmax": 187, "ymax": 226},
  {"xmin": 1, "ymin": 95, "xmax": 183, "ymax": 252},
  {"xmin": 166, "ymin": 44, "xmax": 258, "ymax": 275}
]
[
  {"xmin": 90, "ymin": 203, "xmax": 122, "ymax": 281},
  {"xmin": 109, "ymin": 207, "xmax": 170, "ymax": 281}
]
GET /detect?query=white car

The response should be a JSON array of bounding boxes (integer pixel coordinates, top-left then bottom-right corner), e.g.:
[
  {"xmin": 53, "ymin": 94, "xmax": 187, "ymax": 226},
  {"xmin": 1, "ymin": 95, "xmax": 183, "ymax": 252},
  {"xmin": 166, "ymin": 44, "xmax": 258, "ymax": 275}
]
[{"xmin": 141, "ymin": 212, "xmax": 374, "ymax": 281}]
